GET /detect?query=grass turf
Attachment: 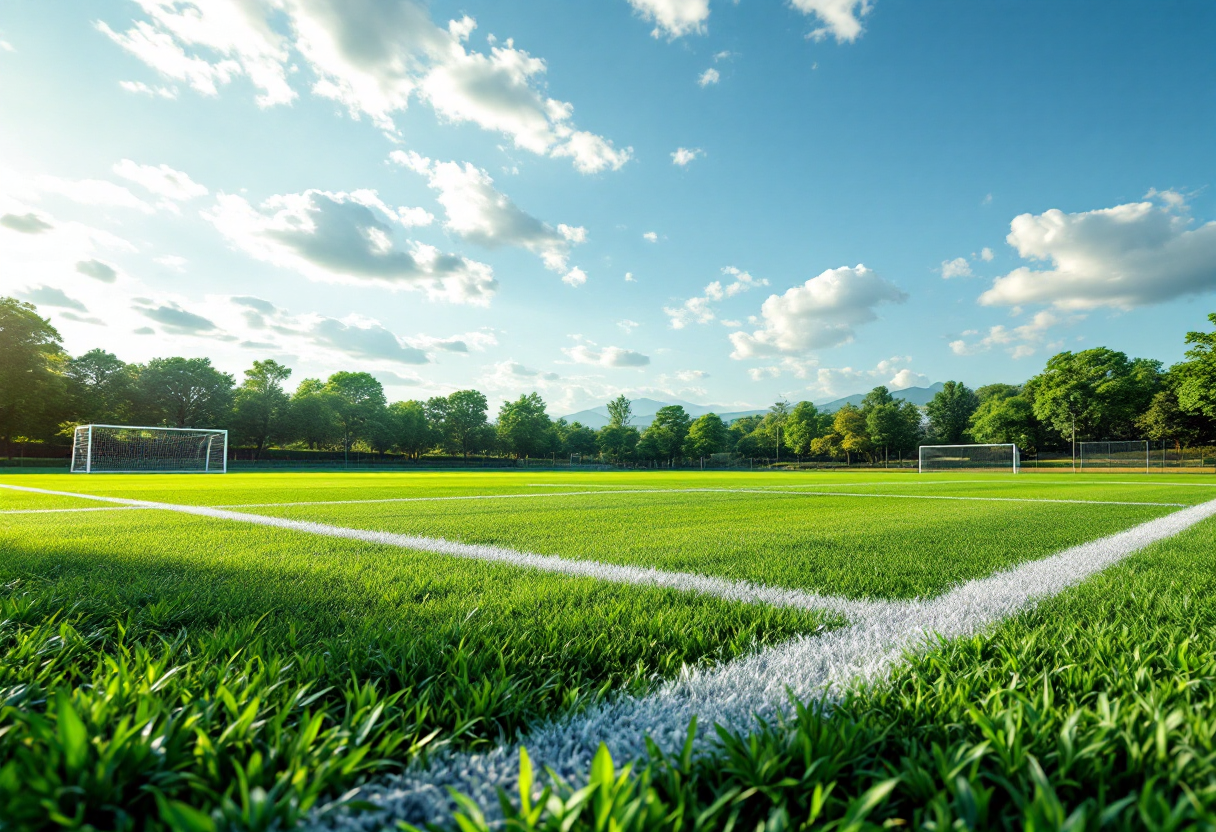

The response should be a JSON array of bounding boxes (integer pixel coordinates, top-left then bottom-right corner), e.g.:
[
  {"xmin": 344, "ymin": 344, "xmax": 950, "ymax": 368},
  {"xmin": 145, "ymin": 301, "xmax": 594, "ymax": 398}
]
[
  {"xmin": 0, "ymin": 508, "xmax": 828, "ymax": 831},
  {"xmin": 472, "ymin": 514, "xmax": 1216, "ymax": 832}
]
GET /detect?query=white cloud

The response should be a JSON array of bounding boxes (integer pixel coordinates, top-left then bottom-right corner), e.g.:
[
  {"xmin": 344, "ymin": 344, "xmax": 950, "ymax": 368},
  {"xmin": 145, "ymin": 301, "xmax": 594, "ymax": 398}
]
[
  {"xmin": 624, "ymin": 271, "xmax": 636, "ymax": 282},
  {"xmin": 154, "ymin": 254, "xmax": 188, "ymax": 271},
  {"xmin": 665, "ymin": 266, "xmax": 769, "ymax": 329},
  {"xmin": 978, "ymin": 198, "xmax": 1216, "ymax": 310},
  {"xmin": 119, "ymin": 80, "xmax": 177, "ymax": 98},
  {"xmin": 729, "ymin": 264, "xmax": 907, "ymax": 358},
  {"xmin": 77, "ymin": 259, "xmax": 119, "ymax": 282},
  {"xmin": 949, "ymin": 310, "xmax": 1082, "ymax": 359},
  {"xmin": 888, "ymin": 368, "xmax": 929, "ymax": 389},
  {"xmin": 627, "ymin": 0, "xmax": 710, "ymax": 38},
  {"xmin": 980, "ymin": 247, "xmax": 994, "ymax": 262},
  {"xmin": 563, "ymin": 344, "xmax": 651, "ymax": 368},
  {"xmin": 1, "ymin": 212, "xmax": 53, "ymax": 234},
  {"xmin": 204, "ymin": 188, "xmax": 498, "ymax": 305},
  {"xmin": 809, "ymin": 356, "xmax": 924, "ymax": 398},
  {"xmin": 674, "ymin": 369, "xmax": 708, "ymax": 381},
  {"xmin": 23, "ymin": 286, "xmax": 88, "ymax": 312},
  {"xmin": 0, "ymin": 40, "xmax": 13, "ymax": 52},
  {"xmin": 113, "ymin": 160, "xmax": 208, "ymax": 205},
  {"xmin": 698, "ymin": 67, "xmax": 720, "ymax": 87},
  {"xmin": 671, "ymin": 147, "xmax": 703, "ymax": 166},
  {"xmin": 940, "ymin": 256, "xmax": 971, "ymax": 279},
  {"xmin": 97, "ymin": 0, "xmax": 294, "ymax": 106},
  {"xmin": 103, "ymin": 1, "xmax": 631, "ymax": 173},
  {"xmin": 308, "ymin": 316, "xmax": 430, "ymax": 364},
  {"xmin": 643, "ymin": 231, "xmax": 658, "ymax": 242},
  {"xmin": 392, "ymin": 151, "xmax": 587, "ymax": 284},
  {"xmin": 790, "ymin": 0, "xmax": 873, "ymax": 43},
  {"xmin": 133, "ymin": 298, "xmax": 220, "ymax": 334},
  {"xmin": 617, "ymin": 319, "xmax": 640, "ymax": 334},
  {"xmin": 1145, "ymin": 187, "xmax": 1188, "ymax": 211}
]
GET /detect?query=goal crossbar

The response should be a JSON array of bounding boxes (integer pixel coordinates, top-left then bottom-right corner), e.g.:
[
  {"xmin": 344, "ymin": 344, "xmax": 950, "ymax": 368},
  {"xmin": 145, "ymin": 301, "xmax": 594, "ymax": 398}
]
[
  {"xmin": 71, "ymin": 424, "xmax": 228, "ymax": 474},
  {"xmin": 919, "ymin": 443, "xmax": 1020, "ymax": 474}
]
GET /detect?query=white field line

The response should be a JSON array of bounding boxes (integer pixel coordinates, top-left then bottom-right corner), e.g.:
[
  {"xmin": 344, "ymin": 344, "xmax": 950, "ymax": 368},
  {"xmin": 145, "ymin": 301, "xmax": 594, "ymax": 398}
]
[
  {"xmin": 307, "ymin": 495, "xmax": 1216, "ymax": 831},
  {"xmin": 217, "ymin": 487, "xmax": 1184, "ymax": 509},
  {"xmin": 0, "ymin": 483, "xmax": 881, "ymax": 620},
  {"xmin": 0, "ymin": 505, "xmax": 146, "ymax": 515},
  {"xmin": 531, "ymin": 479, "xmax": 1216, "ymax": 489}
]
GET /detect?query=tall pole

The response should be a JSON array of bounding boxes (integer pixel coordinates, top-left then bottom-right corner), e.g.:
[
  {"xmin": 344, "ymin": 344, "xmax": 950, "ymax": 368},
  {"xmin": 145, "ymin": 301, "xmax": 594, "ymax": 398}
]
[{"xmin": 1071, "ymin": 414, "xmax": 1076, "ymax": 474}]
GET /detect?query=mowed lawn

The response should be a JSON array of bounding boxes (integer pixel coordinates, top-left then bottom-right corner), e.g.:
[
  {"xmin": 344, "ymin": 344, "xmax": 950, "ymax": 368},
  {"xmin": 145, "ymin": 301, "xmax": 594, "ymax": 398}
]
[{"xmin": 0, "ymin": 469, "xmax": 1210, "ymax": 830}]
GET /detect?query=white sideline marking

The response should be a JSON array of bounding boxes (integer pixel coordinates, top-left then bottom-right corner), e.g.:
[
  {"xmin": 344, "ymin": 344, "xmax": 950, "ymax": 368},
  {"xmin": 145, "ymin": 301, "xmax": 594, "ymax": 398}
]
[
  {"xmin": 306, "ymin": 496, "xmax": 1216, "ymax": 831},
  {"xmin": 0, "ymin": 483, "xmax": 879, "ymax": 619},
  {"xmin": 0, "ymin": 505, "xmax": 145, "ymax": 515},
  {"xmin": 219, "ymin": 487, "xmax": 1184, "ymax": 509}
]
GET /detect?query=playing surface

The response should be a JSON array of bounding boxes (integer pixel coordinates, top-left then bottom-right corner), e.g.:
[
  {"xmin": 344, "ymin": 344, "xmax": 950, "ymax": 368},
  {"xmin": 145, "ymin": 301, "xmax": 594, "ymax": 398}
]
[{"xmin": 2, "ymin": 469, "xmax": 1215, "ymax": 829}]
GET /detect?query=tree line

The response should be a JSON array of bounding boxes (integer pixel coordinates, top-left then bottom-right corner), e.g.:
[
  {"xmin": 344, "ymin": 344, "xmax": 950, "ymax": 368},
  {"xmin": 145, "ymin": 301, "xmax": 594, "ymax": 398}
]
[{"xmin": 2, "ymin": 296, "xmax": 1215, "ymax": 463}]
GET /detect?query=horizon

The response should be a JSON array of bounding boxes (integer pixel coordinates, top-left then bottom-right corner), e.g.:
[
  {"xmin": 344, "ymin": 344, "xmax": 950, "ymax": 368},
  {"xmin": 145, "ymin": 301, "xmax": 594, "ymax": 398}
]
[{"xmin": 2, "ymin": 1, "xmax": 1214, "ymax": 415}]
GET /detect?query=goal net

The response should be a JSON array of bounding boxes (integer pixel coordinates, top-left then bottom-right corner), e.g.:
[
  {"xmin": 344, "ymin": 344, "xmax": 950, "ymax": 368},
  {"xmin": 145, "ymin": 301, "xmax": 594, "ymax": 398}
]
[
  {"xmin": 71, "ymin": 424, "xmax": 228, "ymax": 473},
  {"xmin": 1079, "ymin": 440, "xmax": 1149, "ymax": 471},
  {"xmin": 920, "ymin": 443, "xmax": 1020, "ymax": 473}
]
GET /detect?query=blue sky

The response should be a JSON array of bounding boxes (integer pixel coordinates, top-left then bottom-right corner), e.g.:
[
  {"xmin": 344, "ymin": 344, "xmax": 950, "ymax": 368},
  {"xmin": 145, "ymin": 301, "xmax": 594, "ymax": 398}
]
[{"xmin": 2, "ymin": 0, "xmax": 1214, "ymax": 414}]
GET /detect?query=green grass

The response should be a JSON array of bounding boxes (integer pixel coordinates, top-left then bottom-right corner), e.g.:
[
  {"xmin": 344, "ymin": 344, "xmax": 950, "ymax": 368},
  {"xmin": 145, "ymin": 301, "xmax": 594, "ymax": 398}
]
[
  {"xmin": 0, "ymin": 508, "xmax": 828, "ymax": 831},
  {"xmin": 478, "ymin": 514, "xmax": 1216, "ymax": 832},
  {"xmin": 1, "ymin": 470, "xmax": 1213, "ymax": 831}
]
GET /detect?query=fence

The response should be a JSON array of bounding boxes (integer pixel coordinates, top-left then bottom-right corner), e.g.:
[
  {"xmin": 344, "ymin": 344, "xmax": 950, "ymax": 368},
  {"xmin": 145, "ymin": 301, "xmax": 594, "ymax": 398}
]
[{"xmin": 1023, "ymin": 441, "xmax": 1215, "ymax": 473}]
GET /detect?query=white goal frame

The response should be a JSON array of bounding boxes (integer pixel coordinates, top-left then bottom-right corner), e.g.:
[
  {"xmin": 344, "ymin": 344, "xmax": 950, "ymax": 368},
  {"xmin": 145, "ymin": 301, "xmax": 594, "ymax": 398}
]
[
  {"xmin": 919, "ymin": 443, "xmax": 1020, "ymax": 474},
  {"xmin": 71, "ymin": 424, "xmax": 228, "ymax": 474}
]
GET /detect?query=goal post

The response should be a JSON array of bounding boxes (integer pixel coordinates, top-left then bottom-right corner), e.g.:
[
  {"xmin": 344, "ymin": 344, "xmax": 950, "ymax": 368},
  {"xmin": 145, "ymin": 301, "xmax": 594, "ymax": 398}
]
[
  {"xmin": 919, "ymin": 443, "xmax": 1020, "ymax": 474},
  {"xmin": 1078, "ymin": 440, "xmax": 1150, "ymax": 473},
  {"xmin": 70, "ymin": 424, "xmax": 228, "ymax": 473}
]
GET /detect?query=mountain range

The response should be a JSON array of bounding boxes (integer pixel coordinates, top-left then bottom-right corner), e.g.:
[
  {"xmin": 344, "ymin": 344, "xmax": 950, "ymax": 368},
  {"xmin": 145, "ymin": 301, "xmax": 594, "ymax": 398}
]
[{"xmin": 561, "ymin": 383, "xmax": 946, "ymax": 428}]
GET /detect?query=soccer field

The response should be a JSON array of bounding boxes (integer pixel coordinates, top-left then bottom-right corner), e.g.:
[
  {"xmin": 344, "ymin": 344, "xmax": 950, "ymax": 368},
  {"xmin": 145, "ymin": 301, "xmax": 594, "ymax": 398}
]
[{"xmin": 3, "ymin": 470, "xmax": 1216, "ymax": 830}]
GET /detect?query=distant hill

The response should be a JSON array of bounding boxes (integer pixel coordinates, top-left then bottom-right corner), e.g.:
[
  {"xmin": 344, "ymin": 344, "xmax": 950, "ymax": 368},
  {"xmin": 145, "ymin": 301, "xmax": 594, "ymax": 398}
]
[{"xmin": 561, "ymin": 383, "xmax": 943, "ymax": 428}]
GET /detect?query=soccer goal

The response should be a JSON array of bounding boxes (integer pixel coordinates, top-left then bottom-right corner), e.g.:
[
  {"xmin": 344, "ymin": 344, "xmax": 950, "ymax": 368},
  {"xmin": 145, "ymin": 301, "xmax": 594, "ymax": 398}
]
[
  {"xmin": 71, "ymin": 425, "xmax": 228, "ymax": 473},
  {"xmin": 1079, "ymin": 440, "xmax": 1150, "ymax": 472},
  {"xmin": 919, "ymin": 443, "xmax": 1020, "ymax": 474}
]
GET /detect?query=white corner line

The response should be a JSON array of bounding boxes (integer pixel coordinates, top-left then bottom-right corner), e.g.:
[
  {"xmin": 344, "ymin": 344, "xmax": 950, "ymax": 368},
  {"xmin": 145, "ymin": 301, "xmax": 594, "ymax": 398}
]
[{"xmin": 301, "ymin": 496, "xmax": 1216, "ymax": 831}]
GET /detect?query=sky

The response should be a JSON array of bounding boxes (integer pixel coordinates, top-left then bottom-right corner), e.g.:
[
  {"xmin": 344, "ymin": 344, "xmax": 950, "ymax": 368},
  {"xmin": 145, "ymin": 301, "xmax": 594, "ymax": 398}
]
[{"xmin": 1, "ymin": 0, "xmax": 1214, "ymax": 416}]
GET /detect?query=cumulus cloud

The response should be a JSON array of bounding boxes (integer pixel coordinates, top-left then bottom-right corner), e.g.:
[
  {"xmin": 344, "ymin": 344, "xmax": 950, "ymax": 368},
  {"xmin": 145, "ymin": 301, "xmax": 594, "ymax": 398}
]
[
  {"xmin": 134, "ymin": 299, "xmax": 220, "ymax": 334},
  {"xmin": 310, "ymin": 317, "xmax": 430, "ymax": 364},
  {"xmin": 155, "ymin": 254, "xmax": 188, "ymax": 271},
  {"xmin": 671, "ymin": 147, "xmax": 703, "ymax": 166},
  {"xmin": 617, "ymin": 319, "xmax": 640, "ymax": 334},
  {"xmin": 625, "ymin": 271, "xmax": 636, "ymax": 282},
  {"xmin": 810, "ymin": 356, "xmax": 925, "ymax": 398},
  {"xmin": 980, "ymin": 247, "xmax": 994, "ymax": 262},
  {"xmin": 23, "ymin": 286, "xmax": 88, "ymax": 312},
  {"xmin": 940, "ymin": 256, "xmax": 972, "ymax": 278},
  {"xmin": 1, "ymin": 212, "xmax": 53, "ymax": 233},
  {"xmin": 643, "ymin": 231, "xmax": 658, "ymax": 242},
  {"xmin": 35, "ymin": 175, "xmax": 153, "ymax": 212},
  {"xmin": 119, "ymin": 79, "xmax": 178, "ymax": 98},
  {"xmin": 77, "ymin": 259, "xmax": 119, "ymax": 283},
  {"xmin": 205, "ymin": 188, "xmax": 498, "ymax": 305},
  {"xmin": 978, "ymin": 198, "xmax": 1216, "ymax": 310},
  {"xmin": 665, "ymin": 266, "xmax": 769, "ymax": 329},
  {"xmin": 627, "ymin": 0, "xmax": 710, "ymax": 38},
  {"xmin": 489, "ymin": 360, "xmax": 561, "ymax": 382},
  {"xmin": 697, "ymin": 67, "xmax": 719, "ymax": 87},
  {"xmin": 113, "ymin": 159, "xmax": 208, "ymax": 209},
  {"xmin": 564, "ymin": 344, "xmax": 651, "ymax": 368},
  {"xmin": 792, "ymin": 0, "xmax": 873, "ymax": 43},
  {"xmin": 729, "ymin": 264, "xmax": 906, "ymax": 358},
  {"xmin": 392, "ymin": 151, "xmax": 588, "ymax": 284},
  {"xmin": 949, "ymin": 310, "xmax": 1081, "ymax": 359},
  {"xmin": 101, "ymin": 1, "xmax": 631, "ymax": 173}
]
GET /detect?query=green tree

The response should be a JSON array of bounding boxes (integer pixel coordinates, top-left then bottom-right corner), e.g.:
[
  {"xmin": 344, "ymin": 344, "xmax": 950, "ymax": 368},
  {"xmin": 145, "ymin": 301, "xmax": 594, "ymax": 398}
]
[
  {"xmin": 497, "ymin": 392, "xmax": 554, "ymax": 458},
  {"xmin": 596, "ymin": 423, "xmax": 639, "ymax": 462},
  {"xmin": 969, "ymin": 395, "xmax": 1044, "ymax": 453},
  {"xmin": 606, "ymin": 395, "xmax": 634, "ymax": 428},
  {"xmin": 288, "ymin": 379, "xmax": 340, "ymax": 449},
  {"xmin": 434, "ymin": 389, "xmax": 489, "ymax": 457},
  {"xmin": 556, "ymin": 420, "xmax": 598, "ymax": 457},
  {"xmin": 64, "ymin": 348, "xmax": 136, "ymax": 425},
  {"xmin": 137, "ymin": 356, "xmax": 234, "ymax": 428},
  {"xmin": 0, "ymin": 298, "xmax": 66, "ymax": 457},
  {"xmin": 1176, "ymin": 313, "xmax": 1216, "ymax": 419},
  {"xmin": 976, "ymin": 383, "xmax": 1020, "ymax": 404},
  {"xmin": 866, "ymin": 401, "xmax": 921, "ymax": 463},
  {"xmin": 783, "ymin": 401, "xmax": 829, "ymax": 456},
  {"xmin": 826, "ymin": 404, "xmax": 872, "ymax": 465},
  {"xmin": 388, "ymin": 400, "xmax": 433, "ymax": 458},
  {"xmin": 323, "ymin": 372, "xmax": 388, "ymax": 454},
  {"xmin": 642, "ymin": 405, "xmax": 692, "ymax": 461},
  {"xmin": 683, "ymin": 412, "xmax": 728, "ymax": 458},
  {"xmin": 1138, "ymin": 388, "xmax": 1208, "ymax": 449},
  {"xmin": 231, "ymin": 359, "xmax": 292, "ymax": 458},
  {"xmin": 925, "ymin": 381, "xmax": 980, "ymax": 444},
  {"xmin": 763, "ymin": 400, "xmax": 792, "ymax": 460},
  {"xmin": 1026, "ymin": 348, "xmax": 1162, "ymax": 442},
  {"xmin": 860, "ymin": 386, "xmax": 895, "ymax": 412}
]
